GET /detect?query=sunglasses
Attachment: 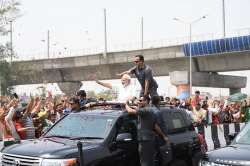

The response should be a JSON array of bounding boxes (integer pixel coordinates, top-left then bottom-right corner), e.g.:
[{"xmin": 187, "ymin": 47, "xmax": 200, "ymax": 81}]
[{"xmin": 134, "ymin": 60, "xmax": 140, "ymax": 63}]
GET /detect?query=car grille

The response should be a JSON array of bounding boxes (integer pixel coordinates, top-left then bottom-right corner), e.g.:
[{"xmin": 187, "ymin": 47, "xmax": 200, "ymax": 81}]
[
  {"xmin": 1, "ymin": 153, "xmax": 41, "ymax": 166},
  {"xmin": 211, "ymin": 163, "xmax": 230, "ymax": 166}
]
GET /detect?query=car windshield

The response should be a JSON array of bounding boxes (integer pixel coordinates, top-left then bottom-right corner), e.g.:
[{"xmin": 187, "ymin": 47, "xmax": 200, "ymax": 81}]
[
  {"xmin": 44, "ymin": 113, "xmax": 116, "ymax": 140},
  {"xmin": 234, "ymin": 123, "xmax": 250, "ymax": 145}
]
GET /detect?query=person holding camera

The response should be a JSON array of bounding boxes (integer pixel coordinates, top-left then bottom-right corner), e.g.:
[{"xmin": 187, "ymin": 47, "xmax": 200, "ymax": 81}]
[{"xmin": 125, "ymin": 97, "xmax": 168, "ymax": 166}]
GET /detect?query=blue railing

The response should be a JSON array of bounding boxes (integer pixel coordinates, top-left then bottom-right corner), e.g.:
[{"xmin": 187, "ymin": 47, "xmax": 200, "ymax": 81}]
[{"xmin": 183, "ymin": 35, "xmax": 250, "ymax": 56}]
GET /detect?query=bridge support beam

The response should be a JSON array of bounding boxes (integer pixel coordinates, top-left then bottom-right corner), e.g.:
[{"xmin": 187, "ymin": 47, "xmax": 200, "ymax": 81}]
[
  {"xmin": 57, "ymin": 81, "xmax": 82, "ymax": 95},
  {"xmin": 169, "ymin": 71, "xmax": 190, "ymax": 96},
  {"xmin": 229, "ymin": 88, "xmax": 241, "ymax": 95},
  {"xmin": 170, "ymin": 71, "xmax": 247, "ymax": 96}
]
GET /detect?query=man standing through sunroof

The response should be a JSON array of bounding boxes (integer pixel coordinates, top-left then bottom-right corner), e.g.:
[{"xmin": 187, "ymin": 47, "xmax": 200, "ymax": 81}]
[{"xmin": 118, "ymin": 55, "xmax": 158, "ymax": 99}]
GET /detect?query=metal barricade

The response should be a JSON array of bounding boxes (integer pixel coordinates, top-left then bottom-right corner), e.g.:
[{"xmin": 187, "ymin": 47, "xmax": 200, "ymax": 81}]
[{"xmin": 195, "ymin": 123, "xmax": 245, "ymax": 151}]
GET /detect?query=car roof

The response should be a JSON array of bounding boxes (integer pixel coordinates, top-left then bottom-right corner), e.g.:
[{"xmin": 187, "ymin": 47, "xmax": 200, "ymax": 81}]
[
  {"xmin": 74, "ymin": 101, "xmax": 186, "ymax": 118},
  {"xmin": 74, "ymin": 109, "xmax": 124, "ymax": 118}
]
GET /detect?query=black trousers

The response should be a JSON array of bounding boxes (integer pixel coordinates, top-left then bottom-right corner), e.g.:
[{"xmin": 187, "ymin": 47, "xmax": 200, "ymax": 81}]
[
  {"xmin": 140, "ymin": 88, "xmax": 158, "ymax": 98},
  {"xmin": 211, "ymin": 124, "xmax": 221, "ymax": 149},
  {"xmin": 139, "ymin": 140, "xmax": 155, "ymax": 166}
]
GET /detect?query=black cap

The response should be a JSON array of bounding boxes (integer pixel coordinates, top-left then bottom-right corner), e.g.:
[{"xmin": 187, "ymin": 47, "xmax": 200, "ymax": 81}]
[
  {"xmin": 15, "ymin": 107, "xmax": 25, "ymax": 118},
  {"xmin": 195, "ymin": 90, "xmax": 200, "ymax": 94},
  {"xmin": 76, "ymin": 90, "xmax": 86, "ymax": 98}
]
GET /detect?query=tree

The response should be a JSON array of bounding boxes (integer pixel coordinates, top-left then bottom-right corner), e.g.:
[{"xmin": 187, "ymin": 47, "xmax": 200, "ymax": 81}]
[
  {"xmin": 87, "ymin": 90, "xmax": 97, "ymax": 98},
  {"xmin": 87, "ymin": 90, "xmax": 115, "ymax": 101},
  {"xmin": 0, "ymin": 60, "xmax": 12, "ymax": 95},
  {"xmin": 0, "ymin": 0, "xmax": 20, "ymax": 34},
  {"xmin": 97, "ymin": 89, "xmax": 115, "ymax": 101},
  {"xmin": 0, "ymin": 0, "xmax": 20, "ymax": 95}
]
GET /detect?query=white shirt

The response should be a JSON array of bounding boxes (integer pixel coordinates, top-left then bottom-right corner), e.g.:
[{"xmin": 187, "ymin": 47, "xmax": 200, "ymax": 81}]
[
  {"xmin": 192, "ymin": 108, "xmax": 206, "ymax": 123},
  {"xmin": 207, "ymin": 107, "xmax": 220, "ymax": 124},
  {"xmin": 5, "ymin": 107, "xmax": 20, "ymax": 140},
  {"xmin": 112, "ymin": 83, "xmax": 138, "ymax": 102}
]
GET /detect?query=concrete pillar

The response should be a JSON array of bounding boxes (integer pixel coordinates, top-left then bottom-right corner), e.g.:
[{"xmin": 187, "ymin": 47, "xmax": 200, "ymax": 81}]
[
  {"xmin": 229, "ymin": 88, "xmax": 241, "ymax": 95},
  {"xmin": 170, "ymin": 71, "xmax": 246, "ymax": 96},
  {"xmin": 169, "ymin": 71, "xmax": 190, "ymax": 96},
  {"xmin": 57, "ymin": 81, "xmax": 82, "ymax": 95}
]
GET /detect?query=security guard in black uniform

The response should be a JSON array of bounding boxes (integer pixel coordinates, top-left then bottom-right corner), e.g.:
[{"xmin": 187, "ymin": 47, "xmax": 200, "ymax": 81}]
[{"xmin": 125, "ymin": 97, "xmax": 168, "ymax": 166}]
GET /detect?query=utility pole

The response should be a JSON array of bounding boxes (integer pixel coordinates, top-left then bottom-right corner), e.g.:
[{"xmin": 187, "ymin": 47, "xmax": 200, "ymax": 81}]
[
  {"xmin": 189, "ymin": 23, "xmax": 192, "ymax": 96},
  {"xmin": 173, "ymin": 15, "xmax": 207, "ymax": 97},
  {"xmin": 47, "ymin": 30, "xmax": 50, "ymax": 59},
  {"xmin": 10, "ymin": 20, "xmax": 13, "ymax": 63},
  {"xmin": 103, "ymin": 8, "xmax": 107, "ymax": 58},
  {"xmin": 141, "ymin": 17, "xmax": 144, "ymax": 49},
  {"xmin": 222, "ymin": 0, "xmax": 226, "ymax": 37}
]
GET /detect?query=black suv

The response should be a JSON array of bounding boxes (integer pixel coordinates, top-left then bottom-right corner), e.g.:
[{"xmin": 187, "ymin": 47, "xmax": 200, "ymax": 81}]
[
  {"xmin": 199, "ymin": 122, "xmax": 250, "ymax": 166},
  {"xmin": 0, "ymin": 103, "xmax": 203, "ymax": 166}
]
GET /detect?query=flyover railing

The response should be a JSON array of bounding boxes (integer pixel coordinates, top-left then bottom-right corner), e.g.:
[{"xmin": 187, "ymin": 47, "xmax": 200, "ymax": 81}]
[
  {"xmin": 12, "ymin": 27, "xmax": 250, "ymax": 61},
  {"xmin": 183, "ymin": 34, "xmax": 250, "ymax": 57}
]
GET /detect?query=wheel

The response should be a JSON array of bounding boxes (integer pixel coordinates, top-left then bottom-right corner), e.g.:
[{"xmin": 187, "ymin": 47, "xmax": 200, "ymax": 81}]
[{"xmin": 169, "ymin": 159, "xmax": 187, "ymax": 166}]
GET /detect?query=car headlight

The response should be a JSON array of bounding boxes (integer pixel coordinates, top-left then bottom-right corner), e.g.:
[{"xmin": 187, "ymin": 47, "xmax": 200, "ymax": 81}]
[
  {"xmin": 199, "ymin": 160, "xmax": 214, "ymax": 166},
  {"xmin": 200, "ymin": 160, "xmax": 250, "ymax": 166},
  {"xmin": 41, "ymin": 158, "xmax": 76, "ymax": 166},
  {"xmin": 0, "ymin": 152, "xmax": 3, "ymax": 165}
]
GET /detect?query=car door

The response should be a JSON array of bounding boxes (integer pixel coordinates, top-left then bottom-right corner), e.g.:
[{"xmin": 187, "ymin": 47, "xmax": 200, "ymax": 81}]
[
  {"xmin": 106, "ymin": 115, "xmax": 139, "ymax": 166},
  {"xmin": 162, "ymin": 110, "xmax": 192, "ymax": 156}
]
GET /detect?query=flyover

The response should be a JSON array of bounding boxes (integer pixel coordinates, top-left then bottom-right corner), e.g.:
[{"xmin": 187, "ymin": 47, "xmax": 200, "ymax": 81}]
[{"xmin": 11, "ymin": 35, "xmax": 250, "ymax": 94}]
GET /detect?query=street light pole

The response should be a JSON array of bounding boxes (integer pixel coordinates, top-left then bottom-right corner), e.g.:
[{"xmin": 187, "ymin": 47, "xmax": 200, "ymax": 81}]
[
  {"xmin": 222, "ymin": 0, "xmax": 226, "ymax": 37},
  {"xmin": 189, "ymin": 23, "xmax": 192, "ymax": 96},
  {"xmin": 47, "ymin": 30, "xmax": 50, "ymax": 59},
  {"xmin": 103, "ymin": 8, "xmax": 107, "ymax": 58},
  {"xmin": 141, "ymin": 17, "xmax": 144, "ymax": 49},
  {"xmin": 173, "ymin": 15, "xmax": 207, "ymax": 96}
]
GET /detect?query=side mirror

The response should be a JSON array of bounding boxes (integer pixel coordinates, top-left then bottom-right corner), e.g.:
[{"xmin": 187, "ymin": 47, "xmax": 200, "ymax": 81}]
[
  {"xmin": 116, "ymin": 133, "xmax": 132, "ymax": 143},
  {"xmin": 229, "ymin": 133, "xmax": 238, "ymax": 142}
]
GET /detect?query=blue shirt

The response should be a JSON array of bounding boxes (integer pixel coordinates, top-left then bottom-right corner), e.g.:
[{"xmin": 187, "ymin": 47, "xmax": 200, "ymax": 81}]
[
  {"xmin": 130, "ymin": 65, "xmax": 158, "ymax": 90},
  {"xmin": 63, "ymin": 108, "xmax": 72, "ymax": 115},
  {"xmin": 79, "ymin": 99, "xmax": 87, "ymax": 108}
]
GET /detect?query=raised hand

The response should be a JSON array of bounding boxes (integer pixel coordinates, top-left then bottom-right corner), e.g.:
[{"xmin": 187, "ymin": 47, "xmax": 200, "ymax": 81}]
[{"xmin": 88, "ymin": 73, "xmax": 98, "ymax": 82}]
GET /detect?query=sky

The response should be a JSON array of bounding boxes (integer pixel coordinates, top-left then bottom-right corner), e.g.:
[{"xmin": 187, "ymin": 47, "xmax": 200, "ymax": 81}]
[{"xmin": 2, "ymin": 0, "xmax": 250, "ymax": 96}]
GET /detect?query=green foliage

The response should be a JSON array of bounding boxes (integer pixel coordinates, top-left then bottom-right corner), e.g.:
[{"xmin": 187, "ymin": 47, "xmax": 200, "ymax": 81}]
[
  {"xmin": 0, "ymin": 60, "xmax": 13, "ymax": 95},
  {"xmin": 87, "ymin": 90, "xmax": 97, "ymax": 98},
  {"xmin": 97, "ymin": 89, "xmax": 115, "ymax": 101},
  {"xmin": 0, "ymin": 43, "xmax": 11, "ymax": 59},
  {"xmin": 0, "ymin": 0, "xmax": 20, "ymax": 95},
  {"xmin": 0, "ymin": 0, "xmax": 20, "ymax": 20},
  {"xmin": 87, "ymin": 90, "xmax": 115, "ymax": 101}
]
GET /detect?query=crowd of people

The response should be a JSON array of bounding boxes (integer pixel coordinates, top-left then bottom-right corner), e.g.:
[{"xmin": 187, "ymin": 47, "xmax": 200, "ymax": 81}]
[
  {"xmin": 0, "ymin": 54, "xmax": 249, "ymax": 166},
  {"xmin": 0, "ymin": 90, "xmax": 89, "ymax": 146},
  {"xmin": 164, "ymin": 90, "xmax": 250, "ymax": 125}
]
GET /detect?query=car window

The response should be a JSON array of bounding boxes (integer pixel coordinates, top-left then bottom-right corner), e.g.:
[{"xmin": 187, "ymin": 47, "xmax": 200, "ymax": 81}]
[
  {"xmin": 162, "ymin": 111, "xmax": 188, "ymax": 134},
  {"xmin": 234, "ymin": 122, "xmax": 250, "ymax": 145},
  {"xmin": 45, "ymin": 113, "xmax": 116, "ymax": 139},
  {"xmin": 172, "ymin": 118, "xmax": 183, "ymax": 128},
  {"xmin": 116, "ymin": 115, "xmax": 137, "ymax": 140}
]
